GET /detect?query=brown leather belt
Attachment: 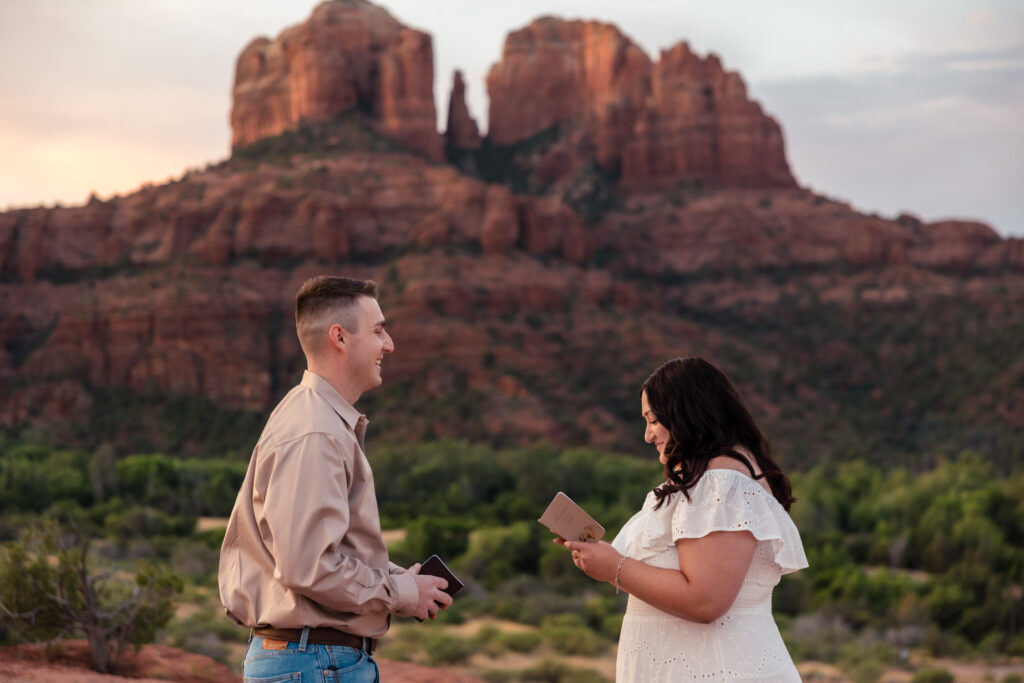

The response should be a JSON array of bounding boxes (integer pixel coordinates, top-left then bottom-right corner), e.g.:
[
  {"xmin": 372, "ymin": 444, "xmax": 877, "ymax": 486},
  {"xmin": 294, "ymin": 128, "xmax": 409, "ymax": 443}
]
[{"xmin": 253, "ymin": 627, "xmax": 376, "ymax": 654}]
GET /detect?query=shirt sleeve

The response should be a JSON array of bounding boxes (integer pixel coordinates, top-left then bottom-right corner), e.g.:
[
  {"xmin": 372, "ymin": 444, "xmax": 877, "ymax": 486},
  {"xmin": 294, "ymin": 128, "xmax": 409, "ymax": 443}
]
[
  {"xmin": 254, "ymin": 431, "xmax": 420, "ymax": 616},
  {"xmin": 388, "ymin": 563, "xmax": 421, "ymax": 618}
]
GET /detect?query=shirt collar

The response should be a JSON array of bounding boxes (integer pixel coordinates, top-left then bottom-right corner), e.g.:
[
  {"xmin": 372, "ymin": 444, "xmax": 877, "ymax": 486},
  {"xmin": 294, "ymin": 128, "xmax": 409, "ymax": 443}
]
[{"xmin": 300, "ymin": 370, "xmax": 368, "ymax": 435}]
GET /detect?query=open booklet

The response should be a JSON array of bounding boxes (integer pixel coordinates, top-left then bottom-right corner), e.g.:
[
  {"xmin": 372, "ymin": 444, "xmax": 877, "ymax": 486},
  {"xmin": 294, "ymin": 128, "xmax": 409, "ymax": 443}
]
[{"xmin": 538, "ymin": 492, "xmax": 605, "ymax": 543}]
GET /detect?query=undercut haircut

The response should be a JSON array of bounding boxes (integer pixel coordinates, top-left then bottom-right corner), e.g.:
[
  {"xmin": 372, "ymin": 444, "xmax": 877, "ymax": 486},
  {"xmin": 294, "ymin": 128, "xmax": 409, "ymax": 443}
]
[{"xmin": 295, "ymin": 276, "xmax": 378, "ymax": 356}]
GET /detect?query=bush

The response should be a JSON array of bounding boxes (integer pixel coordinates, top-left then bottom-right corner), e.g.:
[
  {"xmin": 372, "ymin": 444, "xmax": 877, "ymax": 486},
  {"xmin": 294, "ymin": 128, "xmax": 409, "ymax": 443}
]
[
  {"xmin": 911, "ymin": 668, "xmax": 955, "ymax": 683},
  {"xmin": 518, "ymin": 657, "xmax": 608, "ymax": 683},
  {"xmin": 424, "ymin": 631, "xmax": 475, "ymax": 665},
  {"xmin": 103, "ymin": 505, "xmax": 194, "ymax": 539},
  {"xmin": 374, "ymin": 626, "xmax": 426, "ymax": 662},
  {"xmin": 474, "ymin": 625, "xmax": 506, "ymax": 657},
  {"xmin": 0, "ymin": 522, "xmax": 182, "ymax": 672},
  {"xmin": 540, "ymin": 614, "xmax": 608, "ymax": 656},
  {"xmin": 390, "ymin": 516, "xmax": 473, "ymax": 567},
  {"xmin": 498, "ymin": 630, "xmax": 543, "ymax": 653},
  {"xmin": 845, "ymin": 659, "xmax": 884, "ymax": 683},
  {"xmin": 599, "ymin": 614, "xmax": 624, "ymax": 639}
]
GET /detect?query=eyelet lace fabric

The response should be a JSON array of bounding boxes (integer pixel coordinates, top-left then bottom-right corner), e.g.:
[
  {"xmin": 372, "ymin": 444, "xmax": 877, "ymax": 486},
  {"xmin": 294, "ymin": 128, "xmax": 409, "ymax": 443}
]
[{"xmin": 610, "ymin": 469, "xmax": 808, "ymax": 682}]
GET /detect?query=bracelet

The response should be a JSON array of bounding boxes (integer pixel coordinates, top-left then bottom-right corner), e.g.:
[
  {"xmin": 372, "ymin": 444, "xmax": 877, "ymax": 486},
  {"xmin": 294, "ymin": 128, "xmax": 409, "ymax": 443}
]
[{"xmin": 614, "ymin": 556, "xmax": 628, "ymax": 594}]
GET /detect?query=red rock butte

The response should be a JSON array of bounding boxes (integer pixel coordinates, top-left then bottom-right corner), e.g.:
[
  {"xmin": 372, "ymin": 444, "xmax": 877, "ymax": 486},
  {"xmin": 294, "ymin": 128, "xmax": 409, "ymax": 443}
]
[
  {"xmin": 232, "ymin": 3, "xmax": 793, "ymax": 190},
  {"xmin": 1, "ymin": 0, "xmax": 1021, "ymax": 454},
  {"xmin": 231, "ymin": 0, "xmax": 442, "ymax": 160},
  {"xmin": 486, "ymin": 17, "xmax": 794, "ymax": 189}
]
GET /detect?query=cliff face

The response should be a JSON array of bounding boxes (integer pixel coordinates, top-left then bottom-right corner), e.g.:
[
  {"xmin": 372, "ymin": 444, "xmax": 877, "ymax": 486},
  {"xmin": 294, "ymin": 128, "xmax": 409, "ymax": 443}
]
[
  {"xmin": 1, "ymin": 1, "xmax": 1021, "ymax": 460},
  {"xmin": 2, "ymin": 146, "xmax": 1020, "ymax": 452},
  {"xmin": 231, "ymin": 0, "xmax": 442, "ymax": 160},
  {"xmin": 485, "ymin": 18, "xmax": 794, "ymax": 190}
]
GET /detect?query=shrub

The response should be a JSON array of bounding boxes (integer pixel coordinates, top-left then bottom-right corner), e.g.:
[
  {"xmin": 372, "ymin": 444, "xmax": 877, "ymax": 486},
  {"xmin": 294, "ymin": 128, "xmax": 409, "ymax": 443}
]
[
  {"xmin": 540, "ymin": 614, "xmax": 608, "ymax": 656},
  {"xmin": 474, "ymin": 625, "xmax": 506, "ymax": 657},
  {"xmin": 845, "ymin": 659, "xmax": 884, "ymax": 683},
  {"xmin": 374, "ymin": 626, "xmax": 426, "ymax": 662},
  {"xmin": 424, "ymin": 631, "xmax": 475, "ymax": 665},
  {"xmin": 498, "ymin": 630, "xmax": 543, "ymax": 653},
  {"xmin": 518, "ymin": 657, "xmax": 608, "ymax": 683},
  {"xmin": 390, "ymin": 516, "xmax": 473, "ymax": 567},
  {"xmin": 911, "ymin": 668, "xmax": 955, "ymax": 683},
  {"xmin": 0, "ymin": 522, "xmax": 182, "ymax": 672}
]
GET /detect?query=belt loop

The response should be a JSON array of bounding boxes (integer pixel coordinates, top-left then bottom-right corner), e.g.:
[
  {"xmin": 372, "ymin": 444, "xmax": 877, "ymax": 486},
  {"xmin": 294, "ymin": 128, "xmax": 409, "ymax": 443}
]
[{"xmin": 298, "ymin": 626, "xmax": 310, "ymax": 652}]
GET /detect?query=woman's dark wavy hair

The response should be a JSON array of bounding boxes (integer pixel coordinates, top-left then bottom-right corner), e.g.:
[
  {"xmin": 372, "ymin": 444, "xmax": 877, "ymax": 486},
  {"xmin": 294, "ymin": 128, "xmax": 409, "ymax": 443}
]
[{"xmin": 643, "ymin": 357, "xmax": 795, "ymax": 511}]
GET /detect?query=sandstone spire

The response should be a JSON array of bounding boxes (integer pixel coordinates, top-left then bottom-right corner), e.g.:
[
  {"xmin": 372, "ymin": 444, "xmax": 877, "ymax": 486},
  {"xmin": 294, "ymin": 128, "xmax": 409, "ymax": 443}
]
[{"xmin": 444, "ymin": 70, "xmax": 481, "ymax": 150}]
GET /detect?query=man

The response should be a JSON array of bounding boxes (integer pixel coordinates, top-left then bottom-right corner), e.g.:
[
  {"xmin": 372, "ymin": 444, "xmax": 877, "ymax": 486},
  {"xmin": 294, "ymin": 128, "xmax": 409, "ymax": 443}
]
[{"xmin": 219, "ymin": 275, "xmax": 450, "ymax": 682}]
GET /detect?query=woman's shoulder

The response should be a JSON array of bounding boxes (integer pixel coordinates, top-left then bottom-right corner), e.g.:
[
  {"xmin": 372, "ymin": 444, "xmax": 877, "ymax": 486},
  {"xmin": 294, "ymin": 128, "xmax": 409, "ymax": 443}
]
[
  {"xmin": 705, "ymin": 453, "xmax": 772, "ymax": 495},
  {"xmin": 707, "ymin": 454, "xmax": 758, "ymax": 474},
  {"xmin": 692, "ymin": 466, "xmax": 772, "ymax": 502}
]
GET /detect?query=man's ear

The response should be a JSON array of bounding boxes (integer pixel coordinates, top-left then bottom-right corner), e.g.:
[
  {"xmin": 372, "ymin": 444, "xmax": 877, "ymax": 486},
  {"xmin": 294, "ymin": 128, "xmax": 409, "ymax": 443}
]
[{"xmin": 328, "ymin": 323, "xmax": 347, "ymax": 352}]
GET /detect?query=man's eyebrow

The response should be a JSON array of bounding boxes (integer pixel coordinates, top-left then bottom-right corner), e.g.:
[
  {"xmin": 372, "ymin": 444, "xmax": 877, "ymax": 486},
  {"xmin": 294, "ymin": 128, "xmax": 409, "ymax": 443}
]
[{"xmin": 375, "ymin": 319, "xmax": 387, "ymax": 328}]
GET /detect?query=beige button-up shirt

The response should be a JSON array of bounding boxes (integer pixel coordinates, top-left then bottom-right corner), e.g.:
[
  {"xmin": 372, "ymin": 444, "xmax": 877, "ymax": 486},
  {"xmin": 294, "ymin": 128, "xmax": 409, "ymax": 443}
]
[{"xmin": 219, "ymin": 371, "xmax": 418, "ymax": 637}]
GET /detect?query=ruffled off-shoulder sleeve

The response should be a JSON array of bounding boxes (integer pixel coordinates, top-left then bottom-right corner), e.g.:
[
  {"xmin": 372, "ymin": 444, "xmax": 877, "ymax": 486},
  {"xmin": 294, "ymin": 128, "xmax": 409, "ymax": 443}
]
[{"xmin": 670, "ymin": 469, "xmax": 808, "ymax": 574}]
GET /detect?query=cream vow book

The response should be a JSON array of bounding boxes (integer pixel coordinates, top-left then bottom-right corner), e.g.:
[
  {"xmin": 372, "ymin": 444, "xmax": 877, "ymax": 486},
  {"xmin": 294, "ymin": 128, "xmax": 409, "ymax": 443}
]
[{"xmin": 538, "ymin": 492, "xmax": 605, "ymax": 542}]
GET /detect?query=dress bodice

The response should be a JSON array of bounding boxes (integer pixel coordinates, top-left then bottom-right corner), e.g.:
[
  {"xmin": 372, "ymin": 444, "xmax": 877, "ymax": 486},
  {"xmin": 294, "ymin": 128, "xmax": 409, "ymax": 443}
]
[{"xmin": 611, "ymin": 469, "xmax": 808, "ymax": 682}]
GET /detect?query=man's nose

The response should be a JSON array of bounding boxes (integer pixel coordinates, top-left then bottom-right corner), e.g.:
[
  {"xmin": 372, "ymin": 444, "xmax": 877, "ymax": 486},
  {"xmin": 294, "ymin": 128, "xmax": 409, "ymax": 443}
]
[{"xmin": 383, "ymin": 332, "xmax": 395, "ymax": 352}]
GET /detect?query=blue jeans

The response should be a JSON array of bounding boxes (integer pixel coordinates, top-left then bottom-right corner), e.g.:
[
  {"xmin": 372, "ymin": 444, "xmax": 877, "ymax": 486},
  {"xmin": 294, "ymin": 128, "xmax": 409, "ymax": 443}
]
[{"xmin": 243, "ymin": 633, "xmax": 379, "ymax": 682}]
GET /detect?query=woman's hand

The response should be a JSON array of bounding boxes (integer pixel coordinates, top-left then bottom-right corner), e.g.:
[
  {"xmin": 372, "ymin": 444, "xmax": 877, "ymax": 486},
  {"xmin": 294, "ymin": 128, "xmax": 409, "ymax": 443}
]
[{"xmin": 556, "ymin": 537, "xmax": 623, "ymax": 583}]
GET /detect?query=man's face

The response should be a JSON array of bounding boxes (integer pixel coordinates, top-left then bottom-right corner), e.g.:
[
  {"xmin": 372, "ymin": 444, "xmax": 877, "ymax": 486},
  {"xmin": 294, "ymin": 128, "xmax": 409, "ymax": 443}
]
[{"xmin": 344, "ymin": 296, "xmax": 394, "ymax": 395}]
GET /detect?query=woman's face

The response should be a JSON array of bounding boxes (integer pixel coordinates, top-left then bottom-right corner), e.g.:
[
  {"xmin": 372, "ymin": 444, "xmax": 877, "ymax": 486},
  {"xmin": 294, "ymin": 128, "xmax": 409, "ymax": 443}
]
[{"xmin": 641, "ymin": 391, "xmax": 671, "ymax": 465}]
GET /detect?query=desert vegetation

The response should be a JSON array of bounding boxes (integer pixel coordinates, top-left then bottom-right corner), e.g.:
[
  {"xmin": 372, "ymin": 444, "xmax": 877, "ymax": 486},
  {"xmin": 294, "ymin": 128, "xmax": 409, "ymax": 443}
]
[{"xmin": 2, "ymin": 432, "xmax": 1022, "ymax": 680}]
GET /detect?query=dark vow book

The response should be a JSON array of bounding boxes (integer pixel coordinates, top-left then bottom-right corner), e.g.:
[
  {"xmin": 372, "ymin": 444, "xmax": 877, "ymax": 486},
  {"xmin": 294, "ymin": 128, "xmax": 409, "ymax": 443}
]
[
  {"xmin": 419, "ymin": 554, "xmax": 464, "ymax": 597},
  {"xmin": 415, "ymin": 554, "xmax": 463, "ymax": 622}
]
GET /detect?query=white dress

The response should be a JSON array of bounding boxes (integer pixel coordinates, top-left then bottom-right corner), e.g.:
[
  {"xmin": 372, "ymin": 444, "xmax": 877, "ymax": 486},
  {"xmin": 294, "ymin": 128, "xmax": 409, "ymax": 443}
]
[{"xmin": 611, "ymin": 469, "xmax": 808, "ymax": 682}]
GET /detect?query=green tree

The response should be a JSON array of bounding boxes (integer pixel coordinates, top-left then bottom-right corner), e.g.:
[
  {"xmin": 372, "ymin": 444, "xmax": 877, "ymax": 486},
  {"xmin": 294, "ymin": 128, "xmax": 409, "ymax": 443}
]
[{"xmin": 0, "ymin": 523, "xmax": 182, "ymax": 673}]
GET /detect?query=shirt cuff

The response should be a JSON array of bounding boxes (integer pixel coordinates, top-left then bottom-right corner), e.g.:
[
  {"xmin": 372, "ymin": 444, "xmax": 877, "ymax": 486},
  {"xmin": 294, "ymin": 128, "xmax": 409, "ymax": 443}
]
[{"xmin": 390, "ymin": 567, "xmax": 420, "ymax": 618}]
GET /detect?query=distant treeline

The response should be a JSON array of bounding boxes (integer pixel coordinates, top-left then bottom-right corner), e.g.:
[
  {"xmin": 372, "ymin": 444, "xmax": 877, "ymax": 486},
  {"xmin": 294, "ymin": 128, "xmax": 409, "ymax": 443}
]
[{"xmin": 1, "ymin": 434, "xmax": 1021, "ymax": 657}]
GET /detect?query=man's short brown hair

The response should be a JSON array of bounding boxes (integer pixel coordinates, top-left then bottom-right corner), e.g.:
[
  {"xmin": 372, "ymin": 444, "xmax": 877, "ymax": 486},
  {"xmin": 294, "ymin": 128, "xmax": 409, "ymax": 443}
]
[{"xmin": 295, "ymin": 276, "xmax": 378, "ymax": 355}]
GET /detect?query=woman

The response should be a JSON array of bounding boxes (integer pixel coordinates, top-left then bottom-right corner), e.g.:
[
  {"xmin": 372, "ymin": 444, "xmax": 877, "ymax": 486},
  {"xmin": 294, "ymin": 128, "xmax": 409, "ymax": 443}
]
[{"xmin": 559, "ymin": 357, "xmax": 807, "ymax": 682}]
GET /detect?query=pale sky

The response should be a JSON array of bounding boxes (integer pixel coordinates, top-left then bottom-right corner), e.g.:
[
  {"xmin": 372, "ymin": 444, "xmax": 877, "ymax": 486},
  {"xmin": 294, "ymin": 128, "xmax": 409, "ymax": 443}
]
[{"xmin": 1, "ymin": 1, "xmax": 1022, "ymax": 236}]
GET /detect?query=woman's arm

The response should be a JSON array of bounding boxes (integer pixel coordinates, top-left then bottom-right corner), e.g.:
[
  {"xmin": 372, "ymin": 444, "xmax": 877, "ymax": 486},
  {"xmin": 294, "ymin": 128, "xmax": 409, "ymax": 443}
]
[{"xmin": 559, "ymin": 529, "xmax": 757, "ymax": 624}]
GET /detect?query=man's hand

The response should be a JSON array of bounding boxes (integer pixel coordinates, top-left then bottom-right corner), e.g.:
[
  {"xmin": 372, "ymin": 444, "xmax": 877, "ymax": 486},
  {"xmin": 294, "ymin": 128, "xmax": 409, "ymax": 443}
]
[{"xmin": 410, "ymin": 563, "xmax": 452, "ymax": 621}]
